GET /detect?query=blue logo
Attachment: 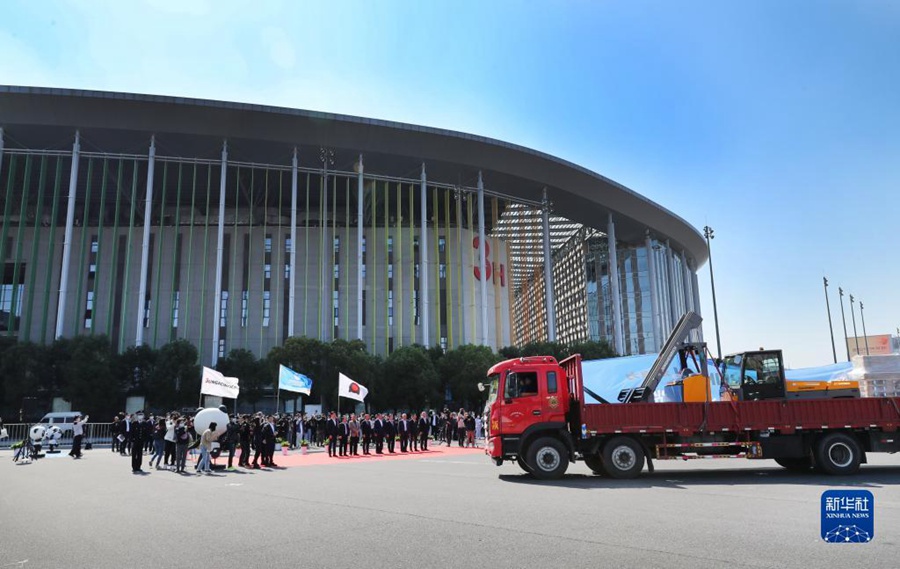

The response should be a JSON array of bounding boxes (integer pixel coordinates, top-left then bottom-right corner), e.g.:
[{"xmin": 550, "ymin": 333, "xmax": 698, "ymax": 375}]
[{"xmin": 821, "ymin": 490, "xmax": 874, "ymax": 543}]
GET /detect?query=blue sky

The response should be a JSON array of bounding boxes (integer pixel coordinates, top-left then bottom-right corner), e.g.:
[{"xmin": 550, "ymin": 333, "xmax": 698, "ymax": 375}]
[{"xmin": 2, "ymin": 0, "xmax": 898, "ymax": 367}]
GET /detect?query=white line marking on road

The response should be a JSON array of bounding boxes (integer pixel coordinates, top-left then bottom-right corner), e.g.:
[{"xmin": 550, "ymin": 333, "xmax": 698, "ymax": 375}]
[{"xmin": 419, "ymin": 460, "xmax": 481, "ymax": 465}]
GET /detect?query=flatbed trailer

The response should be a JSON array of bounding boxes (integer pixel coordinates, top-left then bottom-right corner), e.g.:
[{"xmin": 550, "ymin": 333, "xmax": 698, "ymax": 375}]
[{"xmin": 485, "ymin": 354, "xmax": 900, "ymax": 480}]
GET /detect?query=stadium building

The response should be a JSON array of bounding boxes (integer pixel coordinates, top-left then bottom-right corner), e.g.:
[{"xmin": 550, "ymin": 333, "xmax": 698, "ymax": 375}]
[{"xmin": 0, "ymin": 86, "xmax": 708, "ymax": 364}]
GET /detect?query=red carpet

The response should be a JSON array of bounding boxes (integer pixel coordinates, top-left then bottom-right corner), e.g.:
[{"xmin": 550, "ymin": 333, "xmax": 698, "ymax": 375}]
[{"xmin": 272, "ymin": 444, "xmax": 484, "ymax": 467}]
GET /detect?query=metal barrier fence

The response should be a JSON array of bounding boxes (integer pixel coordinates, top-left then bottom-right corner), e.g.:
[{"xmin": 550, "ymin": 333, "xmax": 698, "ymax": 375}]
[{"xmin": 0, "ymin": 423, "xmax": 115, "ymax": 450}]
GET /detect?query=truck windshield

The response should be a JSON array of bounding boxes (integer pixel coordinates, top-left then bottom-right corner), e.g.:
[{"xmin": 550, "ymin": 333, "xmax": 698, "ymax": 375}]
[{"xmin": 485, "ymin": 373, "xmax": 500, "ymax": 405}]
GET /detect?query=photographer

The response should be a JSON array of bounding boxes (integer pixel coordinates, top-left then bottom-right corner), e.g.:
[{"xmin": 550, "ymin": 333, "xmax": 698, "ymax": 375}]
[{"xmin": 173, "ymin": 418, "xmax": 192, "ymax": 474}]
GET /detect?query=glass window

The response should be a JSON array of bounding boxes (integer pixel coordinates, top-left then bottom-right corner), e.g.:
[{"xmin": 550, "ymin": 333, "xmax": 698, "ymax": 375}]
[
  {"xmin": 547, "ymin": 371, "xmax": 558, "ymax": 394},
  {"xmin": 505, "ymin": 371, "xmax": 539, "ymax": 399}
]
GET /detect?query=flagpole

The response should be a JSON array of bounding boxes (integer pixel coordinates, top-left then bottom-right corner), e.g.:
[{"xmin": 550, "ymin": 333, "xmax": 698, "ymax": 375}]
[{"xmin": 276, "ymin": 388, "xmax": 280, "ymax": 415}]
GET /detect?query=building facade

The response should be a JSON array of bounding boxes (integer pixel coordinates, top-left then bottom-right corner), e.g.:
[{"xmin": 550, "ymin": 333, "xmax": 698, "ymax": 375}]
[{"xmin": 0, "ymin": 87, "xmax": 707, "ymax": 364}]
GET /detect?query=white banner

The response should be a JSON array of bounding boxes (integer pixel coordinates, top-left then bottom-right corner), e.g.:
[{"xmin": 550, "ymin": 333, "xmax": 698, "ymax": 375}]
[
  {"xmin": 200, "ymin": 367, "xmax": 240, "ymax": 399},
  {"xmin": 338, "ymin": 372, "xmax": 368, "ymax": 402}
]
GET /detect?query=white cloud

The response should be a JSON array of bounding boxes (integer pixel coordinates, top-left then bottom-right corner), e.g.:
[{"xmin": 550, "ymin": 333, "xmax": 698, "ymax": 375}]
[{"xmin": 261, "ymin": 26, "xmax": 295, "ymax": 70}]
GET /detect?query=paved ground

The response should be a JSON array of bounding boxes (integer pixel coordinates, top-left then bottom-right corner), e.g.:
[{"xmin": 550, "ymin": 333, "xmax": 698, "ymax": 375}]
[{"xmin": 1, "ymin": 444, "xmax": 898, "ymax": 569}]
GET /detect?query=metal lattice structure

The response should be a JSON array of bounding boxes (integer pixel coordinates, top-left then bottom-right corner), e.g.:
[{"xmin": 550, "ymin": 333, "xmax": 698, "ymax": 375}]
[{"xmin": 490, "ymin": 202, "xmax": 584, "ymax": 295}]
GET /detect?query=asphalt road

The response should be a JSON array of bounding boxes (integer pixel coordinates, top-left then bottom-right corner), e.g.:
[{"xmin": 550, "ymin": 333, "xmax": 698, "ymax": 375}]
[{"xmin": 1, "ymin": 445, "xmax": 898, "ymax": 569}]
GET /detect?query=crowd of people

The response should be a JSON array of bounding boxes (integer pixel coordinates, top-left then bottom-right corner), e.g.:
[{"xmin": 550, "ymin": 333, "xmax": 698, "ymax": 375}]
[{"xmin": 107, "ymin": 407, "xmax": 484, "ymax": 474}]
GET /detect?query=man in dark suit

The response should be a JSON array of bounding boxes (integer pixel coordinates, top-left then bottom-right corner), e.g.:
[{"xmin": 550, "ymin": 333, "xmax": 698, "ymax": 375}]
[
  {"xmin": 417, "ymin": 411, "xmax": 430, "ymax": 451},
  {"xmin": 372, "ymin": 413, "xmax": 384, "ymax": 454},
  {"xmin": 261, "ymin": 416, "xmax": 278, "ymax": 467},
  {"xmin": 130, "ymin": 411, "xmax": 146, "ymax": 473},
  {"xmin": 338, "ymin": 415, "xmax": 349, "ymax": 457},
  {"xmin": 398, "ymin": 413, "xmax": 410, "ymax": 452},
  {"xmin": 325, "ymin": 412, "xmax": 339, "ymax": 457},
  {"xmin": 409, "ymin": 412, "xmax": 419, "ymax": 451},
  {"xmin": 361, "ymin": 414, "xmax": 373, "ymax": 455},
  {"xmin": 384, "ymin": 414, "xmax": 396, "ymax": 453}
]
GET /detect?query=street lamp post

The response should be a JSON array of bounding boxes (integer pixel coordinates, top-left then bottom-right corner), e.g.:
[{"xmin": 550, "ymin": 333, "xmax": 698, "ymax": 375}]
[
  {"xmin": 838, "ymin": 288, "xmax": 850, "ymax": 361},
  {"xmin": 849, "ymin": 294, "xmax": 860, "ymax": 357},
  {"xmin": 860, "ymin": 302, "xmax": 870, "ymax": 355},
  {"xmin": 823, "ymin": 277, "xmax": 837, "ymax": 364},
  {"xmin": 703, "ymin": 226, "xmax": 722, "ymax": 360}
]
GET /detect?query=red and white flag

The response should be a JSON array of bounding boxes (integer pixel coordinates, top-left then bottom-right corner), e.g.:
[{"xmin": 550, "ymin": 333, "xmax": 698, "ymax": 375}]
[{"xmin": 338, "ymin": 373, "xmax": 368, "ymax": 402}]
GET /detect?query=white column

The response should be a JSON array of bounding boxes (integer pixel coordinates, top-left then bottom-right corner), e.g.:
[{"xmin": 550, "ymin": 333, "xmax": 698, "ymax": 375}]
[
  {"xmin": 456, "ymin": 190, "xmax": 465, "ymax": 344},
  {"xmin": 607, "ymin": 213, "xmax": 624, "ymax": 355},
  {"xmin": 420, "ymin": 164, "xmax": 429, "ymax": 346},
  {"xmin": 681, "ymin": 250, "xmax": 692, "ymax": 311},
  {"xmin": 288, "ymin": 148, "xmax": 298, "ymax": 338},
  {"xmin": 645, "ymin": 231, "xmax": 661, "ymax": 352},
  {"xmin": 320, "ymin": 164, "xmax": 330, "ymax": 342},
  {"xmin": 211, "ymin": 141, "xmax": 227, "ymax": 366},
  {"xmin": 541, "ymin": 188, "xmax": 556, "ymax": 341},
  {"xmin": 55, "ymin": 131, "xmax": 81, "ymax": 339},
  {"xmin": 477, "ymin": 172, "xmax": 488, "ymax": 346},
  {"xmin": 665, "ymin": 240, "xmax": 678, "ymax": 325},
  {"xmin": 659, "ymin": 247, "xmax": 671, "ymax": 333},
  {"xmin": 692, "ymin": 270, "xmax": 704, "ymax": 341},
  {"xmin": 356, "ymin": 154, "xmax": 364, "ymax": 340},
  {"xmin": 135, "ymin": 136, "xmax": 156, "ymax": 346}
]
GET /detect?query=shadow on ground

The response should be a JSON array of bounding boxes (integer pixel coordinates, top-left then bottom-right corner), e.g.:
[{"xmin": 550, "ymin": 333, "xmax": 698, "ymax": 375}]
[{"xmin": 499, "ymin": 464, "xmax": 900, "ymax": 490}]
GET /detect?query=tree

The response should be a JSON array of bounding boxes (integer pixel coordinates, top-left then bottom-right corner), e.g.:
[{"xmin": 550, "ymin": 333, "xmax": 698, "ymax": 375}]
[
  {"xmin": 567, "ymin": 339, "xmax": 617, "ymax": 360},
  {"xmin": 382, "ymin": 346, "xmax": 440, "ymax": 411},
  {"xmin": 0, "ymin": 341, "xmax": 55, "ymax": 418},
  {"xmin": 57, "ymin": 335, "xmax": 122, "ymax": 417},
  {"xmin": 217, "ymin": 348, "xmax": 268, "ymax": 411},
  {"xmin": 500, "ymin": 339, "xmax": 618, "ymax": 362},
  {"xmin": 438, "ymin": 344, "xmax": 501, "ymax": 409},
  {"xmin": 116, "ymin": 344, "xmax": 158, "ymax": 396},
  {"xmin": 147, "ymin": 340, "xmax": 200, "ymax": 411}
]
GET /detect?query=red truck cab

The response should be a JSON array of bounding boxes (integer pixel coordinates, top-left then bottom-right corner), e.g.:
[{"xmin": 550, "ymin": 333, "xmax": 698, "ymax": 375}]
[{"xmin": 485, "ymin": 356, "xmax": 574, "ymax": 472}]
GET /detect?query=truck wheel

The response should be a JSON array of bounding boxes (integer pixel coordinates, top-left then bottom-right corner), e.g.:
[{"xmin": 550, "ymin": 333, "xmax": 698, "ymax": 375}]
[
  {"xmin": 583, "ymin": 454, "xmax": 608, "ymax": 476},
  {"xmin": 814, "ymin": 432, "xmax": 862, "ymax": 475},
  {"xmin": 526, "ymin": 437, "xmax": 569, "ymax": 480},
  {"xmin": 601, "ymin": 436, "xmax": 645, "ymax": 479},
  {"xmin": 516, "ymin": 456, "xmax": 533, "ymax": 474},
  {"xmin": 774, "ymin": 457, "xmax": 813, "ymax": 472}
]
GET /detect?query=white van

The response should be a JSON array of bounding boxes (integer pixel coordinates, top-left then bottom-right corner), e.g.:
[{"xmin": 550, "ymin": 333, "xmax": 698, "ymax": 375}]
[{"xmin": 38, "ymin": 412, "xmax": 85, "ymax": 435}]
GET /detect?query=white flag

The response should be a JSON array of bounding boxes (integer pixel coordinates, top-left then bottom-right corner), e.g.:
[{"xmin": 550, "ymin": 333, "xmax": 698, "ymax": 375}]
[
  {"xmin": 338, "ymin": 372, "xmax": 368, "ymax": 402},
  {"xmin": 201, "ymin": 367, "xmax": 240, "ymax": 399}
]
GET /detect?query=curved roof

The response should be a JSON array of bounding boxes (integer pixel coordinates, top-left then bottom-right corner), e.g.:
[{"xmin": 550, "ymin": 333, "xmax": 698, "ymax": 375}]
[{"xmin": 0, "ymin": 85, "xmax": 707, "ymax": 266}]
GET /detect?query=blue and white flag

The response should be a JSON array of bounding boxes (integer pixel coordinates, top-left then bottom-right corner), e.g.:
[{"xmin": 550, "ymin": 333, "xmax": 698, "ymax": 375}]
[{"xmin": 279, "ymin": 365, "xmax": 313, "ymax": 395}]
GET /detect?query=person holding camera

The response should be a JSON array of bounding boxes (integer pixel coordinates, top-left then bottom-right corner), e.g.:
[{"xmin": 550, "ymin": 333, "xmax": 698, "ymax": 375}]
[{"xmin": 174, "ymin": 418, "xmax": 192, "ymax": 474}]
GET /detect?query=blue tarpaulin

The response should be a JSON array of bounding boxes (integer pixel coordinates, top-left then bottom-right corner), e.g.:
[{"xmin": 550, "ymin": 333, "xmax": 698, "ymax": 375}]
[{"xmin": 580, "ymin": 355, "xmax": 853, "ymax": 404}]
